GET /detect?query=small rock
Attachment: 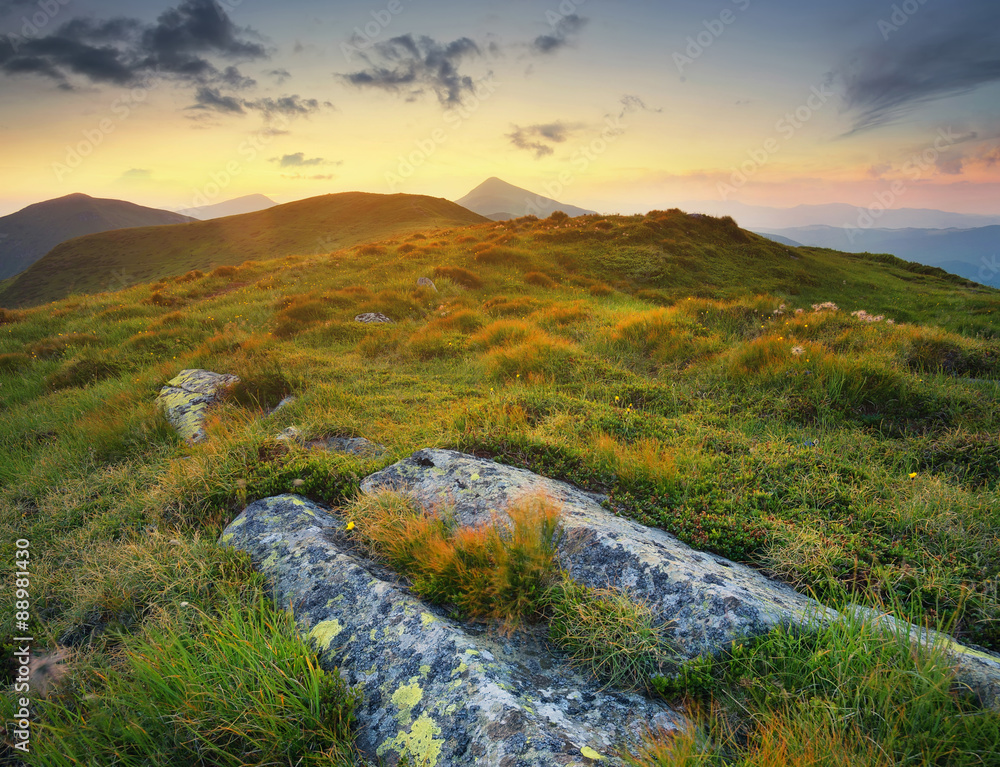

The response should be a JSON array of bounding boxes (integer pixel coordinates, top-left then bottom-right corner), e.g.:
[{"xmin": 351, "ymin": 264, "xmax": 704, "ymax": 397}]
[
  {"xmin": 155, "ymin": 369, "xmax": 239, "ymax": 443},
  {"xmin": 270, "ymin": 395, "xmax": 297, "ymax": 415},
  {"xmin": 417, "ymin": 277, "xmax": 437, "ymax": 291},
  {"xmin": 307, "ymin": 435, "xmax": 387, "ymax": 457},
  {"xmin": 355, "ymin": 312, "xmax": 394, "ymax": 324},
  {"xmin": 275, "ymin": 426, "xmax": 302, "ymax": 443}
]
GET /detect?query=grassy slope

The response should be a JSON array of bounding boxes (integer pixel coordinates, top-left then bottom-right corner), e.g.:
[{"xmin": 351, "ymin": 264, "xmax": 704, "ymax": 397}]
[
  {"xmin": 1, "ymin": 208, "xmax": 999, "ymax": 764},
  {"xmin": 0, "ymin": 192, "xmax": 488, "ymax": 308},
  {"xmin": 0, "ymin": 193, "xmax": 195, "ymax": 281}
]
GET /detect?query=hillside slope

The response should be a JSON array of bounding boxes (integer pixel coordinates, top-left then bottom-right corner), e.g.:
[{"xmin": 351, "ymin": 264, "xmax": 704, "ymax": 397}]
[
  {"xmin": 757, "ymin": 225, "xmax": 1000, "ymax": 288},
  {"xmin": 0, "ymin": 193, "xmax": 194, "ymax": 280},
  {"xmin": 456, "ymin": 177, "xmax": 596, "ymax": 219},
  {"xmin": 2, "ymin": 208, "xmax": 999, "ymax": 764},
  {"xmin": 0, "ymin": 192, "xmax": 488, "ymax": 307}
]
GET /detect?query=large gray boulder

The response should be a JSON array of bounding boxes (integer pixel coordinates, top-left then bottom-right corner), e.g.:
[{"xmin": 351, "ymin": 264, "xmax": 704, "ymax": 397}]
[
  {"xmin": 361, "ymin": 449, "xmax": 1000, "ymax": 708},
  {"xmin": 220, "ymin": 495, "xmax": 683, "ymax": 767},
  {"xmin": 155, "ymin": 369, "xmax": 239, "ymax": 443}
]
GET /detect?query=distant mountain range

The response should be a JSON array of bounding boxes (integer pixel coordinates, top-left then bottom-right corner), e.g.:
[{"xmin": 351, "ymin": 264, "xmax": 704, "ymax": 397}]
[
  {"xmin": 680, "ymin": 200, "xmax": 1000, "ymax": 231},
  {"xmin": 0, "ymin": 192, "xmax": 487, "ymax": 308},
  {"xmin": 755, "ymin": 225, "xmax": 1000, "ymax": 288},
  {"xmin": 0, "ymin": 193, "xmax": 193, "ymax": 280},
  {"xmin": 456, "ymin": 177, "xmax": 596, "ymax": 220},
  {"xmin": 177, "ymin": 194, "xmax": 277, "ymax": 220}
]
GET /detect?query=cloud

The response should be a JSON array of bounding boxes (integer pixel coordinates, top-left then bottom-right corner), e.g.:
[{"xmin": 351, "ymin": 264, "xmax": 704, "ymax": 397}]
[
  {"xmin": 270, "ymin": 152, "xmax": 339, "ymax": 168},
  {"xmin": 0, "ymin": 0, "xmax": 266, "ymax": 89},
  {"xmin": 531, "ymin": 14, "xmax": 588, "ymax": 55},
  {"xmin": 268, "ymin": 67, "xmax": 290, "ymax": 84},
  {"xmin": 339, "ymin": 33, "xmax": 486, "ymax": 106},
  {"xmin": 281, "ymin": 173, "xmax": 335, "ymax": 180},
  {"xmin": 189, "ymin": 86, "xmax": 327, "ymax": 116},
  {"xmin": 507, "ymin": 121, "xmax": 583, "ymax": 159},
  {"xmin": 617, "ymin": 94, "xmax": 662, "ymax": 119},
  {"xmin": 119, "ymin": 168, "xmax": 152, "ymax": 180},
  {"xmin": 837, "ymin": 6, "xmax": 1000, "ymax": 133}
]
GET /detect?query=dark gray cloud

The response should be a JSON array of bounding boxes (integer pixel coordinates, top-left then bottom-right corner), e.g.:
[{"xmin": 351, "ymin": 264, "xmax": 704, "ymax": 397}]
[
  {"xmin": 340, "ymin": 33, "xmax": 485, "ymax": 106},
  {"xmin": 507, "ymin": 121, "xmax": 582, "ymax": 158},
  {"xmin": 0, "ymin": 0, "xmax": 266, "ymax": 89},
  {"xmin": 190, "ymin": 86, "xmax": 326, "ymax": 116},
  {"xmin": 531, "ymin": 14, "xmax": 588, "ymax": 55},
  {"xmin": 838, "ymin": 6, "xmax": 1000, "ymax": 133}
]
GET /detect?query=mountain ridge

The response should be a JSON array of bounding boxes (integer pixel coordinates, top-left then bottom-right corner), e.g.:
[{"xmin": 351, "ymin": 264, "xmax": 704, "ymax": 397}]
[
  {"xmin": 456, "ymin": 177, "xmax": 596, "ymax": 220},
  {"xmin": 0, "ymin": 193, "xmax": 194, "ymax": 280}
]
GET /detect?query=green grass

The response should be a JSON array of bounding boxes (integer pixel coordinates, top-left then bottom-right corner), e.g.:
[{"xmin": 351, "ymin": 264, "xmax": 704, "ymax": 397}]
[
  {"xmin": 0, "ymin": 192, "xmax": 488, "ymax": 308},
  {"xmin": 639, "ymin": 606, "xmax": 1000, "ymax": 766},
  {"xmin": 1, "ymin": 207, "xmax": 999, "ymax": 764}
]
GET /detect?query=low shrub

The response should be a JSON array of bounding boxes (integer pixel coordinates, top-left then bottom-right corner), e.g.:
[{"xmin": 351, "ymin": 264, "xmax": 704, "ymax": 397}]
[
  {"xmin": 0, "ymin": 352, "xmax": 31, "ymax": 372},
  {"xmin": 482, "ymin": 296, "xmax": 540, "ymax": 316},
  {"xmin": 484, "ymin": 335, "xmax": 581, "ymax": 383},
  {"xmin": 589, "ymin": 283, "xmax": 614, "ymax": 297},
  {"xmin": 469, "ymin": 319, "xmax": 539, "ymax": 350},
  {"xmin": 473, "ymin": 245, "xmax": 532, "ymax": 268},
  {"xmin": 26, "ymin": 333, "xmax": 102, "ymax": 359},
  {"xmin": 174, "ymin": 270, "xmax": 204, "ymax": 283},
  {"xmin": 144, "ymin": 291, "xmax": 183, "ymax": 307},
  {"xmin": 226, "ymin": 356, "xmax": 294, "ymax": 410},
  {"xmin": 210, "ymin": 265, "xmax": 239, "ymax": 278},
  {"xmin": 433, "ymin": 266, "xmax": 483, "ymax": 289},
  {"xmin": 0, "ymin": 307, "xmax": 22, "ymax": 324},
  {"xmin": 524, "ymin": 271, "xmax": 557, "ymax": 288},
  {"xmin": 46, "ymin": 357, "xmax": 121, "ymax": 390}
]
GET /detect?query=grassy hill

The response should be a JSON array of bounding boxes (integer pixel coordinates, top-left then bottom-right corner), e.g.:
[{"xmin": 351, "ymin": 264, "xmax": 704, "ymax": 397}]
[
  {"xmin": 0, "ymin": 193, "xmax": 194, "ymax": 281},
  {"xmin": 0, "ymin": 192, "xmax": 487, "ymax": 308},
  {"xmin": 1, "ymin": 208, "xmax": 999, "ymax": 765}
]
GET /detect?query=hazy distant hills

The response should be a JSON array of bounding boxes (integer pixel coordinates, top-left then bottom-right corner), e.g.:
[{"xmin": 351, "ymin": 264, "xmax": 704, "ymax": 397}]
[
  {"xmin": 0, "ymin": 193, "xmax": 194, "ymax": 280},
  {"xmin": 682, "ymin": 200, "xmax": 1000, "ymax": 231},
  {"xmin": 756, "ymin": 225, "xmax": 1000, "ymax": 288},
  {"xmin": 0, "ymin": 192, "xmax": 487, "ymax": 308},
  {"xmin": 456, "ymin": 177, "xmax": 596, "ymax": 220},
  {"xmin": 177, "ymin": 194, "xmax": 277, "ymax": 220}
]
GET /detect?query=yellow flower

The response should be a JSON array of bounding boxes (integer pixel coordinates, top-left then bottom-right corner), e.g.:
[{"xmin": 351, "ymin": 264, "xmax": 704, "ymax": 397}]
[
  {"xmin": 908, "ymin": 472, "xmax": 917, "ymax": 479},
  {"xmin": 346, "ymin": 521, "xmax": 355, "ymax": 531}
]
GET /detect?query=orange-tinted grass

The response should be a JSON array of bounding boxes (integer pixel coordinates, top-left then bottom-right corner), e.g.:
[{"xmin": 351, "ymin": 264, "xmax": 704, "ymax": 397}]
[{"xmin": 349, "ymin": 491, "xmax": 562, "ymax": 629}]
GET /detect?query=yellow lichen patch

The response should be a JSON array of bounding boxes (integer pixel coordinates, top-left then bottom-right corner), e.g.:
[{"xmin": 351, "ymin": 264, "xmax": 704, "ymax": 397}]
[
  {"xmin": 384, "ymin": 713, "xmax": 444, "ymax": 767},
  {"xmin": 228, "ymin": 515, "xmax": 246, "ymax": 528},
  {"xmin": 308, "ymin": 619, "xmax": 344, "ymax": 651},
  {"xmin": 581, "ymin": 745, "xmax": 606, "ymax": 760},
  {"xmin": 260, "ymin": 552, "xmax": 279, "ymax": 570},
  {"xmin": 420, "ymin": 612, "xmax": 437, "ymax": 627},
  {"xmin": 391, "ymin": 680, "xmax": 424, "ymax": 726},
  {"xmin": 220, "ymin": 532, "xmax": 234, "ymax": 544},
  {"xmin": 419, "ymin": 664, "xmax": 431, "ymax": 677}
]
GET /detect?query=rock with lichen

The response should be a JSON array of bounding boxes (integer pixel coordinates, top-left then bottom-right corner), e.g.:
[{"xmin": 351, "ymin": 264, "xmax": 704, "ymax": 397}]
[
  {"xmin": 155, "ymin": 369, "xmax": 239, "ymax": 443},
  {"xmin": 361, "ymin": 449, "xmax": 1000, "ymax": 707},
  {"xmin": 219, "ymin": 494, "xmax": 683, "ymax": 767}
]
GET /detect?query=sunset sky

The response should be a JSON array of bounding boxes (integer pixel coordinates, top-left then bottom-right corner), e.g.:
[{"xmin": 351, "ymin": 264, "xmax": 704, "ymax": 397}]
[{"xmin": 1, "ymin": 0, "xmax": 998, "ymax": 217}]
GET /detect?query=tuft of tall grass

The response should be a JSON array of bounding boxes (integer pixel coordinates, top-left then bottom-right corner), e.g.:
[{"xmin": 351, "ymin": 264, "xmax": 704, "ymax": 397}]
[
  {"xmin": 29, "ymin": 587, "xmax": 361, "ymax": 767},
  {"xmin": 546, "ymin": 575, "xmax": 675, "ymax": 691},
  {"xmin": 348, "ymin": 490, "xmax": 562, "ymax": 630},
  {"xmin": 433, "ymin": 265, "xmax": 483, "ymax": 289}
]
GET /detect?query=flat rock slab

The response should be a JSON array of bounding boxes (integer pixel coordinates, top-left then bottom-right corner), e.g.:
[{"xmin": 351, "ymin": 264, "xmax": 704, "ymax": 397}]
[
  {"xmin": 275, "ymin": 428, "xmax": 387, "ymax": 457},
  {"xmin": 155, "ymin": 369, "xmax": 239, "ymax": 443},
  {"xmin": 361, "ymin": 449, "xmax": 1000, "ymax": 707},
  {"xmin": 220, "ymin": 495, "xmax": 683, "ymax": 766}
]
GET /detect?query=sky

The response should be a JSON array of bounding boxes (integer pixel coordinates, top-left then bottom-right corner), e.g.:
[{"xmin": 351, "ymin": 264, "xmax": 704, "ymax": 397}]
[{"xmin": 0, "ymin": 0, "xmax": 998, "ymax": 217}]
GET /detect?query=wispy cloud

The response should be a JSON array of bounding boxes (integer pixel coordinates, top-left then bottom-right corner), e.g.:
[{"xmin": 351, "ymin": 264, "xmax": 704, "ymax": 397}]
[
  {"xmin": 339, "ymin": 34, "xmax": 488, "ymax": 106},
  {"xmin": 189, "ymin": 87, "xmax": 328, "ymax": 116},
  {"xmin": 270, "ymin": 152, "xmax": 340, "ymax": 168},
  {"xmin": 531, "ymin": 14, "xmax": 588, "ymax": 55},
  {"xmin": 837, "ymin": 6, "xmax": 1000, "ymax": 133},
  {"xmin": 507, "ymin": 121, "xmax": 584, "ymax": 158}
]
